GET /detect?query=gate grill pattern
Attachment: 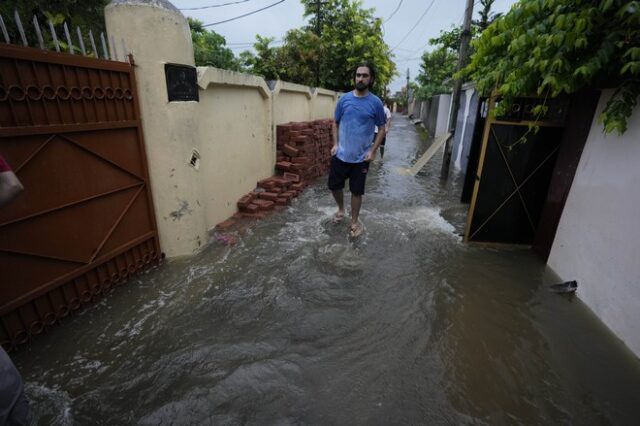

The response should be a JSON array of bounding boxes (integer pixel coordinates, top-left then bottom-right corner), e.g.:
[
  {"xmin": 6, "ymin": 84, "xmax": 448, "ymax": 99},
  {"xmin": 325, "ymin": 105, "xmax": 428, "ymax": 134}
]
[
  {"xmin": 0, "ymin": 43, "xmax": 161, "ymax": 350},
  {"xmin": 464, "ymin": 96, "xmax": 567, "ymax": 245}
]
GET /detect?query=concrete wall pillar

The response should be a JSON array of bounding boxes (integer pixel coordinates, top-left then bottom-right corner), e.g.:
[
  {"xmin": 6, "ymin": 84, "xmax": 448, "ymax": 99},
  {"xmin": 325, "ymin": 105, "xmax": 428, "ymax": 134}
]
[{"xmin": 105, "ymin": 0, "xmax": 207, "ymax": 256}]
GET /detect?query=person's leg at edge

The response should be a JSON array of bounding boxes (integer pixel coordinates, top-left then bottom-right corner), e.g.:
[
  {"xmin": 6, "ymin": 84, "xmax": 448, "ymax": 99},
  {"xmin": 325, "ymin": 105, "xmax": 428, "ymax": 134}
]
[
  {"xmin": 380, "ymin": 146, "xmax": 385, "ymax": 159},
  {"xmin": 350, "ymin": 194, "xmax": 362, "ymax": 227},
  {"xmin": 348, "ymin": 161, "xmax": 367, "ymax": 236},
  {"xmin": 328, "ymin": 156, "xmax": 346, "ymax": 222},
  {"xmin": 332, "ymin": 189, "xmax": 345, "ymax": 220}
]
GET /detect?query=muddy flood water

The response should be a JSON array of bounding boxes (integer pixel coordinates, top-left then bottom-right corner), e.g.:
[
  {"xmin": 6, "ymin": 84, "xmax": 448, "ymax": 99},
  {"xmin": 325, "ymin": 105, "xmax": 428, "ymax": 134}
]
[{"xmin": 12, "ymin": 115, "xmax": 640, "ymax": 425}]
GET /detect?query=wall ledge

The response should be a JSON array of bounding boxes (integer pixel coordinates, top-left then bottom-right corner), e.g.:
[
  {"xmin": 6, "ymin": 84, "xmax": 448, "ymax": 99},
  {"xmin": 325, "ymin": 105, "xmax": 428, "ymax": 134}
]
[
  {"xmin": 197, "ymin": 67, "xmax": 271, "ymax": 99},
  {"xmin": 312, "ymin": 87, "xmax": 340, "ymax": 99},
  {"xmin": 271, "ymin": 80, "xmax": 312, "ymax": 98}
]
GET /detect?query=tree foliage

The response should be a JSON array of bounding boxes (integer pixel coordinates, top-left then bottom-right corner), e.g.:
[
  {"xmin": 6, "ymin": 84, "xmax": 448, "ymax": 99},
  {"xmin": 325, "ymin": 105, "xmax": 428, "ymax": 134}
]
[
  {"xmin": 415, "ymin": 47, "xmax": 457, "ymax": 99},
  {"xmin": 462, "ymin": 0, "xmax": 640, "ymax": 134},
  {"xmin": 189, "ymin": 18, "xmax": 242, "ymax": 71},
  {"xmin": 298, "ymin": 0, "xmax": 396, "ymax": 93},
  {"xmin": 239, "ymin": 35, "xmax": 283, "ymax": 79},
  {"xmin": 278, "ymin": 29, "xmax": 321, "ymax": 84},
  {"xmin": 244, "ymin": 0, "xmax": 397, "ymax": 94},
  {"xmin": 475, "ymin": 0, "xmax": 502, "ymax": 31},
  {"xmin": 240, "ymin": 30, "xmax": 322, "ymax": 83},
  {"xmin": 414, "ymin": 0, "xmax": 498, "ymax": 101},
  {"xmin": 0, "ymin": 0, "xmax": 109, "ymax": 54}
]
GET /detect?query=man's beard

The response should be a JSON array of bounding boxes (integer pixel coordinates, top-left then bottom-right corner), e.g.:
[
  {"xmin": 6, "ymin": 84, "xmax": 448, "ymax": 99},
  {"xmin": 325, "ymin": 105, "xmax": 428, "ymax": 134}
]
[{"xmin": 355, "ymin": 82, "xmax": 368, "ymax": 91}]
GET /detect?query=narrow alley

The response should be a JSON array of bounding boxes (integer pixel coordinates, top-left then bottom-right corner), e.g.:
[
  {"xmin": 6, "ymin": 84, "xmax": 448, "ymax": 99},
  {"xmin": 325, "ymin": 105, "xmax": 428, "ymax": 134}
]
[{"xmin": 13, "ymin": 115, "xmax": 640, "ymax": 425}]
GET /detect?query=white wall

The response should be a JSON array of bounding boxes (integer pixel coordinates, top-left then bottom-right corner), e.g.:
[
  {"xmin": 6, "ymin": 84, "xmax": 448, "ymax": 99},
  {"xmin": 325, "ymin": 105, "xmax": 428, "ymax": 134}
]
[
  {"xmin": 453, "ymin": 86, "xmax": 475, "ymax": 169},
  {"xmin": 548, "ymin": 89, "xmax": 640, "ymax": 357},
  {"xmin": 435, "ymin": 94, "xmax": 452, "ymax": 137}
]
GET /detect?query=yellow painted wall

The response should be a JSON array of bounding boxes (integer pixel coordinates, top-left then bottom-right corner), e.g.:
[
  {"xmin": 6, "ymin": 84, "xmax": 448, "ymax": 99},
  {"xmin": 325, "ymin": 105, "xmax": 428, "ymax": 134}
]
[
  {"xmin": 106, "ymin": 2, "xmax": 339, "ymax": 257},
  {"xmin": 105, "ymin": 1, "xmax": 208, "ymax": 257},
  {"xmin": 196, "ymin": 68, "xmax": 274, "ymax": 231}
]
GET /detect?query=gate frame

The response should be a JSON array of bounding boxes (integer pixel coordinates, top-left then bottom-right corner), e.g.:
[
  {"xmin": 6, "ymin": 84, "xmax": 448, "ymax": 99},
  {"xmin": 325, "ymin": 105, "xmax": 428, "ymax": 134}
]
[
  {"xmin": 0, "ymin": 42, "xmax": 162, "ymax": 350},
  {"xmin": 464, "ymin": 94, "xmax": 567, "ymax": 245}
]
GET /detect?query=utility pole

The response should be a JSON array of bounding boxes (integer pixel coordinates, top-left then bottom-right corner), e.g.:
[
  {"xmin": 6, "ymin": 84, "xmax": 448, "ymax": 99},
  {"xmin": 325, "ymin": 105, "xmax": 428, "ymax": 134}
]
[
  {"xmin": 441, "ymin": 0, "xmax": 475, "ymax": 180},
  {"xmin": 406, "ymin": 68, "xmax": 410, "ymax": 112}
]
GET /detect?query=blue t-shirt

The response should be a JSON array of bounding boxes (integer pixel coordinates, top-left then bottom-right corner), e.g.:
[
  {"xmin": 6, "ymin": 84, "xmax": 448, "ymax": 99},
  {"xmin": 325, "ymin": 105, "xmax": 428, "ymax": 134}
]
[{"xmin": 334, "ymin": 91, "xmax": 386, "ymax": 163}]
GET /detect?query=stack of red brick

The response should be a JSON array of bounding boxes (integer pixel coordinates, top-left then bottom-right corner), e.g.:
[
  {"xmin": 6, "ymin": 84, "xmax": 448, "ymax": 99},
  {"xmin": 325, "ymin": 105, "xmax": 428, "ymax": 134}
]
[
  {"xmin": 275, "ymin": 119, "xmax": 333, "ymax": 182},
  {"xmin": 221, "ymin": 119, "xmax": 333, "ymax": 225}
]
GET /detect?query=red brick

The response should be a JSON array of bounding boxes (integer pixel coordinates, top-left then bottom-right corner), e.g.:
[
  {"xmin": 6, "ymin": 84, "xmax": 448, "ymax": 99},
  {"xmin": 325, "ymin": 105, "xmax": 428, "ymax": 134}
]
[
  {"xmin": 252, "ymin": 199, "xmax": 275, "ymax": 211},
  {"xmin": 258, "ymin": 192, "xmax": 279, "ymax": 201},
  {"xmin": 280, "ymin": 191, "xmax": 295, "ymax": 201},
  {"xmin": 240, "ymin": 203, "xmax": 259, "ymax": 213},
  {"xmin": 237, "ymin": 194, "xmax": 255, "ymax": 210},
  {"xmin": 275, "ymin": 161, "xmax": 293, "ymax": 171},
  {"xmin": 275, "ymin": 198, "xmax": 288, "ymax": 206},
  {"xmin": 283, "ymin": 172, "xmax": 300, "ymax": 182},
  {"xmin": 257, "ymin": 178, "xmax": 277, "ymax": 190},
  {"xmin": 291, "ymin": 135, "xmax": 310, "ymax": 144},
  {"xmin": 291, "ymin": 157, "xmax": 310, "ymax": 164},
  {"xmin": 281, "ymin": 144, "xmax": 299, "ymax": 157},
  {"xmin": 240, "ymin": 211, "xmax": 267, "ymax": 219}
]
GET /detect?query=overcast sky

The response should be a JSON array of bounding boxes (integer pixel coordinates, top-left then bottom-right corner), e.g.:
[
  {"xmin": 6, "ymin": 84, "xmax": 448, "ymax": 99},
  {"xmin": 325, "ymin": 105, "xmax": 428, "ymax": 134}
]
[{"xmin": 172, "ymin": 0, "xmax": 517, "ymax": 93}]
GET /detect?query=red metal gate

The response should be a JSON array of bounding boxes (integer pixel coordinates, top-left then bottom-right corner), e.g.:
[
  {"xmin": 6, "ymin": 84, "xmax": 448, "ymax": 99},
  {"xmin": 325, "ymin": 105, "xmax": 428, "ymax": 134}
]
[{"xmin": 0, "ymin": 43, "xmax": 161, "ymax": 350}]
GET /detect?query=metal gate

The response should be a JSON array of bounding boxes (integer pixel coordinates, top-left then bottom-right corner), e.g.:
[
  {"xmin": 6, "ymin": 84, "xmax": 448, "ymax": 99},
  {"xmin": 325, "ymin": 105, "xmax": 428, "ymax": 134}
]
[
  {"xmin": 464, "ymin": 96, "xmax": 568, "ymax": 245},
  {"xmin": 0, "ymin": 43, "xmax": 161, "ymax": 349}
]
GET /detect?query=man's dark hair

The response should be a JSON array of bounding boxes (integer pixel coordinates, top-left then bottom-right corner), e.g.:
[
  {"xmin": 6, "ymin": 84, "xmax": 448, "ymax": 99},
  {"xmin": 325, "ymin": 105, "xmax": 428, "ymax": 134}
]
[{"xmin": 353, "ymin": 61, "xmax": 376, "ymax": 86}]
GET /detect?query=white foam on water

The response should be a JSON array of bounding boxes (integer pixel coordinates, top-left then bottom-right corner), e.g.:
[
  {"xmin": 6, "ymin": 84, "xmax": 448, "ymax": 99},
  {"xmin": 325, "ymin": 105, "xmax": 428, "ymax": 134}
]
[
  {"xmin": 276, "ymin": 205, "xmax": 335, "ymax": 245},
  {"xmin": 379, "ymin": 206, "xmax": 458, "ymax": 238},
  {"xmin": 24, "ymin": 382, "xmax": 74, "ymax": 425},
  {"xmin": 115, "ymin": 289, "xmax": 175, "ymax": 338}
]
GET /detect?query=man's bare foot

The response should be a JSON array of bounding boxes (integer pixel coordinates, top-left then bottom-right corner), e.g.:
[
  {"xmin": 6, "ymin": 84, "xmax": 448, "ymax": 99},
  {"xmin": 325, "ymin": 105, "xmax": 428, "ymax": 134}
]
[
  {"xmin": 349, "ymin": 221, "xmax": 363, "ymax": 237},
  {"xmin": 332, "ymin": 210, "xmax": 345, "ymax": 223}
]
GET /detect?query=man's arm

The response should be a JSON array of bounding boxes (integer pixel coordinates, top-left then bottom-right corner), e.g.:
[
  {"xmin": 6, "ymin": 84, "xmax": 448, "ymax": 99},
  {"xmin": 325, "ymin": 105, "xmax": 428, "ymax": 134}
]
[
  {"xmin": 0, "ymin": 170, "xmax": 24, "ymax": 207},
  {"xmin": 365, "ymin": 128, "xmax": 386, "ymax": 162},
  {"xmin": 331, "ymin": 120, "xmax": 339, "ymax": 156}
]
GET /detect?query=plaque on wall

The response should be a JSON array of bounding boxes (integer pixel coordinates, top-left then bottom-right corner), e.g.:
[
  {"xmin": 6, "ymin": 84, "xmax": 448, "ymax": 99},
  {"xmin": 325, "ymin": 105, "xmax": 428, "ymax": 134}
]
[{"xmin": 165, "ymin": 64, "xmax": 199, "ymax": 102}]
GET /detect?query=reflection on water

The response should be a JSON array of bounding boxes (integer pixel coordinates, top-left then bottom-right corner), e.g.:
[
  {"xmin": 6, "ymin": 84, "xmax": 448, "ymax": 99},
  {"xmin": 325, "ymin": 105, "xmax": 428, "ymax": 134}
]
[{"xmin": 13, "ymin": 116, "xmax": 640, "ymax": 425}]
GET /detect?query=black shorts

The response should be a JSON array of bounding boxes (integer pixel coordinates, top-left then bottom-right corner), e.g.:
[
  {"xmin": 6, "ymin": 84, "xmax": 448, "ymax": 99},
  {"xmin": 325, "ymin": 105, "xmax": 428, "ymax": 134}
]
[{"xmin": 328, "ymin": 156, "xmax": 369, "ymax": 195}]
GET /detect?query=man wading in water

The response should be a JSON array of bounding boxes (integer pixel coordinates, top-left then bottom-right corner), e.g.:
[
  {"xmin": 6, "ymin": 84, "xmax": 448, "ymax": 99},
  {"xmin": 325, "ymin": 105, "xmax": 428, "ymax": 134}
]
[{"xmin": 328, "ymin": 62, "xmax": 386, "ymax": 237}]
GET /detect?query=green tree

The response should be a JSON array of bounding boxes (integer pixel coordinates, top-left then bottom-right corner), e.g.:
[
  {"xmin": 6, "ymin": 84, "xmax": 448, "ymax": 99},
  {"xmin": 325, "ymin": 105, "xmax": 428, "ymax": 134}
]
[
  {"xmin": 462, "ymin": 0, "xmax": 640, "ymax": 134},
  {"xmin": 278, "ymin": 29, "xmax": 321, "ymax": 85},
  {"xmin": 299, "ymin": 0, "xmax": 396, "ymax": 93},
  {"xmin": 475, "ymin": 0, "xmax": 502, "ymax": 31},
  {"xmin": 414, "ymin": 0, "xmax": 500, "ymax": 101},
  {"xmin": 240, "ymin": 35, "xmax": 283, "ymax": 80},
  {"xmin": 189, "ymin": 18, "xmax": 241, "ymax": 71},
  {"xmin": 241, "ymin": 0, "xmax": 395, "ymax": 92},
  {"xmin": 416, "ymin": 46, "xmax": 458, "ymax": 99},
  {"xmin": 1, "ymin": 0, "xmax": 109, "ymax": 54}
]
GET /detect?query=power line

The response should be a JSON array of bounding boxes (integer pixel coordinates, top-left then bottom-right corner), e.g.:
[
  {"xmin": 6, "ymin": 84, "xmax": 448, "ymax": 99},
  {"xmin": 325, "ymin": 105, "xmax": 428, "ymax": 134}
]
[
  {"xmin": 383, "ymin": 0, "xmax": 403, "ymax": 24},
  {"xmin": 179, "ymin": 0, "xmax": 252, "ymax": 11},
  {"xmin": 202, "ymin": 0, "xmax": 287, "ymax": 26},
  {"xmin": 408, "ymin": 0, "xmax": 481, "ymax": 56},
  {"xmin": 391, "ymin": 0, "xmax": 437, "ymax": 51}
]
